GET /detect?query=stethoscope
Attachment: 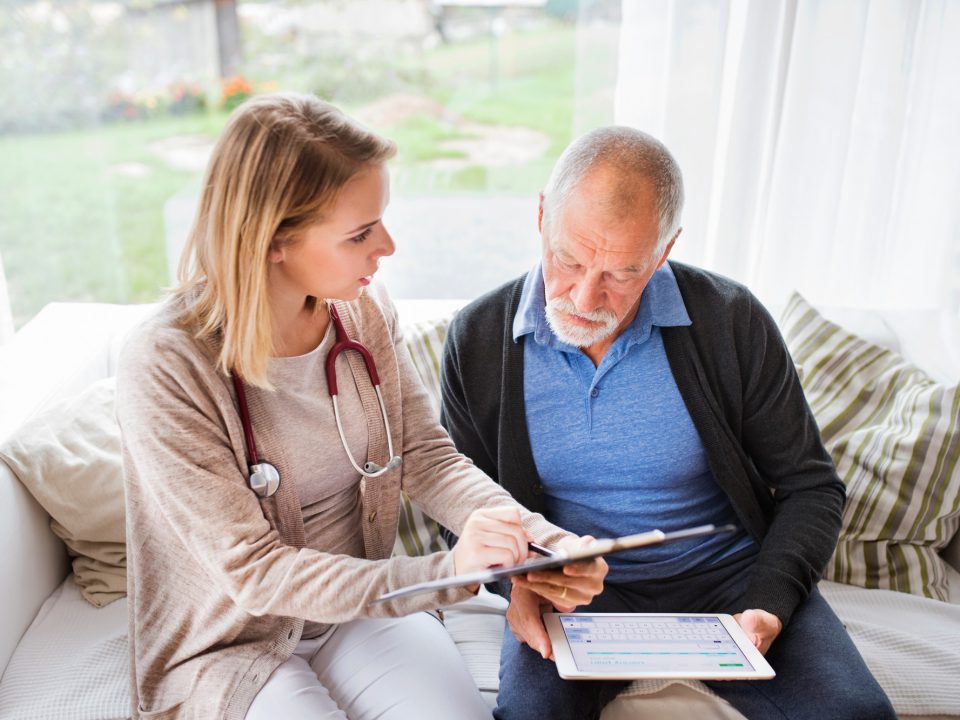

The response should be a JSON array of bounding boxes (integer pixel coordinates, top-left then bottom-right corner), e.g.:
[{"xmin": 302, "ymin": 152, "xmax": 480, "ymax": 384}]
[{"xmin": 231, "ymin": 303, "xmax": 402, "ymax": 498}]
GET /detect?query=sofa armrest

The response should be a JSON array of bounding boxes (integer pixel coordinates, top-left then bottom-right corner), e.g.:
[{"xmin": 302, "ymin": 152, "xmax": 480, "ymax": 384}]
[
  {"xmin": 0, "ymin": 459, "xmax": 69, "ymax": 678},
  {"xmin": 0, "ymin": 302, "xmax": 154, "ymax": 679}
]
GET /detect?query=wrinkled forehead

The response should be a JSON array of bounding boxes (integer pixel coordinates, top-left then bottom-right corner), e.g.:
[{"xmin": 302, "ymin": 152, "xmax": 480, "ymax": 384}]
[{"xmin": 546, "ymin": 174, "xmax": 661, "ymax": 270}]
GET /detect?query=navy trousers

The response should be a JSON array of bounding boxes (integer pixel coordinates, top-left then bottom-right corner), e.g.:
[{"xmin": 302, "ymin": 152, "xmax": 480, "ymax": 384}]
[{"xmin": 494, "ymin": 548, "xmax": 895, "ymax": 720}]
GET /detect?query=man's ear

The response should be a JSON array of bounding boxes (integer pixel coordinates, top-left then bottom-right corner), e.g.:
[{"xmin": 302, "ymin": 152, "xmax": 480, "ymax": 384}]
[
  {"xmin": 538, "ymin": 193, "xmax": 545, "ymax": 234},
  {"xmin": 655, "ymin": 228, "xmax": 681, "ymax": 270}
]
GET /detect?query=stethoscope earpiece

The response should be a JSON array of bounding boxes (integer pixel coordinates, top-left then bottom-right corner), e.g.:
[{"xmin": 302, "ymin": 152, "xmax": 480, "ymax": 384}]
[{"xmin": 363, "ymin": 456, "xmax": 403, "ymax": 475}]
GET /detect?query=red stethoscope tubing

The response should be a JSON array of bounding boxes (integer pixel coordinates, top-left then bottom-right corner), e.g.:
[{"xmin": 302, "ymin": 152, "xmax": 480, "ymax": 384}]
[
  {"xmin": 231, "ymin": 373, "xmax": 260, "ymax": 465},
  {"xmin": 325, "ymin": 303, "xmax": 381, "ymax": 392},
  {"xmin": 231, "ymin": 302, "xmax": 400, "ymax": 495}
]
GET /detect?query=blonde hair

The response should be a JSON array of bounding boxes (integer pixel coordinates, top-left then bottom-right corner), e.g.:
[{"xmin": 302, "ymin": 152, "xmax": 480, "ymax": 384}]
[{"xmin": 173, "ymin": 93, "xmax": 396, "ymax": 387}]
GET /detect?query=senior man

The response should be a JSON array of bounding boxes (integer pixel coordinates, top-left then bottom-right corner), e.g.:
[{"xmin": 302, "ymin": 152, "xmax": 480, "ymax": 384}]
[{"xmin": 439, "ymin": 127, "xmax": 895, "ymax": 720}]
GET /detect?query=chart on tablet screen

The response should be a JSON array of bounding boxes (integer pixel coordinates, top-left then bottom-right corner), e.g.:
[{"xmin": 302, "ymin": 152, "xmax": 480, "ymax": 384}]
[{"xmin": 560, "ymin": 615, "xmax": 755, "ymax": 673}]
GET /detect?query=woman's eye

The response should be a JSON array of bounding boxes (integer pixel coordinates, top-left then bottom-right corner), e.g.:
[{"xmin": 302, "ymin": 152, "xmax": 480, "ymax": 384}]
[{"xmin": 349, "ymin": 228, "xmax": 373, "ymax": 244}]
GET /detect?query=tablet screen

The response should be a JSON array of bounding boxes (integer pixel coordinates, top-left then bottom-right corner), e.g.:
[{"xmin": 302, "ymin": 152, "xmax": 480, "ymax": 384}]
[{"xmin": 558, "ymin": 614, "xmax": 755, "ymax": 674}]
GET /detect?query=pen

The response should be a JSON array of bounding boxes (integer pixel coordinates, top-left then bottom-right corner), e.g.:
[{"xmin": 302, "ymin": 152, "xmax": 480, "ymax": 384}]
[{"xmin": 528, "ymin": 541, "xmax": 557, "ymax": 557}]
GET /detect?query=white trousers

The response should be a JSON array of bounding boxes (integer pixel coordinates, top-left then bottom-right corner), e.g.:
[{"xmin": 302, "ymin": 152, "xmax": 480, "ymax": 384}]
[{"xmin": 245, "ymin": 612, "xmax": 492, "ymax": 720}]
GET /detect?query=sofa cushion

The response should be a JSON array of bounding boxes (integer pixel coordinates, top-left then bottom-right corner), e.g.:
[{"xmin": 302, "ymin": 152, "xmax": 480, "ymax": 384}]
[
  {"xmin": 392, "ymin": 314, "xmax": 456, "ymax": 558},
  {"xmin": 0, "ymin": 378, "xmax": 125, "ymax": 607},
  {"xmin": 0, "ymin": 576, "xmax": 128, "ymax": 720},
  {"xmin": 819, "ymin": 577, "xmax": 960, "ymax": 717},
  {"xmin": 0, "ymin": 575, "xmax": 505, "ymax": 720},
  {"xmin": 781, "ymin": 293, "xmax": 960, "ymax": 600}
]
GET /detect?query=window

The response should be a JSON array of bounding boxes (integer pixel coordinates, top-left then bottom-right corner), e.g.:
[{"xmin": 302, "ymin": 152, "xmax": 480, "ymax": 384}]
[{"xmin": 0, "ymin": 0, "xmax": 620, "ymax": 329}]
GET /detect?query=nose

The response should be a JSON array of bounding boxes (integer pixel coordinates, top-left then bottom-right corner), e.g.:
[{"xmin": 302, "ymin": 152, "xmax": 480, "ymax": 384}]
[
  {"xmin": 376, "ymin": 224, "xmax": 395, "ymax": 258},
  {"xmin": 569, "ymin": 275, "xmax": 604, "ymax": 314}
]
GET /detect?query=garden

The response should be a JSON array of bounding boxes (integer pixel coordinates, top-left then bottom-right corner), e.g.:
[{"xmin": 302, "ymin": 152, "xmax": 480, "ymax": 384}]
[{"xmin": 0, "ymin": 1, "xmax": 608, "ymax": 327}]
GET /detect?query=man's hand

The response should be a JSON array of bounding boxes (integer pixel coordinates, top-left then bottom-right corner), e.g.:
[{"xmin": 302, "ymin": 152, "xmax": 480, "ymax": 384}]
[
  {"xmin": 512, "ymin": 535, "xmax": 607, "ymax": 612},
  {"xmin": 733, "ymin": 608, "xmax": 782, "ymax": 655},
  {"xmin": 506, "ymin": 582, "xmax": 555, "ymax": 660}
]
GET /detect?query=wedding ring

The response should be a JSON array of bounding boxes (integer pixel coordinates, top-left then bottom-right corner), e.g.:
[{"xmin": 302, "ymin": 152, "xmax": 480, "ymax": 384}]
[{"xmin": 559, "ymin": 586, "xmax": 568, "ymax": 600}]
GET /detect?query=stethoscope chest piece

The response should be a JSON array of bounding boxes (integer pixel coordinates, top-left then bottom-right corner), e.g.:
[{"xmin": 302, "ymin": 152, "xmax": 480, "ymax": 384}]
[{"xmin": 249, "ymin": 461, "xmax": 280, "ymax": 498}]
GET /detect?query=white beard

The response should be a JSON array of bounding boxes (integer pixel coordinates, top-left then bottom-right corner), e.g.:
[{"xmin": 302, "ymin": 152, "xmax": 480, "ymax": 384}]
[{"xmin": 544, "ymin": 296, "xmax": 620, "ymax": 348}]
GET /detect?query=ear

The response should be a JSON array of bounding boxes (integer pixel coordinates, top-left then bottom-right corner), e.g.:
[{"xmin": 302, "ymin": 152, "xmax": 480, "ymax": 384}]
[
  {"xmin": 267, "ymin": 238, "xmax": 286, "ymax": 264},
  {"xmin": 538, "ymin": 193, "xmax": 545, "ymax": 234},
  {"xmin": 655, "ymin": 228, "xmax": 681, "ymax": 270}
]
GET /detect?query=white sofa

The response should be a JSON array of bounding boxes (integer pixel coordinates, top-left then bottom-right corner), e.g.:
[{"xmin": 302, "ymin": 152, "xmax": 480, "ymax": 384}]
[{"xmin": 1, "ymin": 299, "xmax": 959, "ymax": 720}]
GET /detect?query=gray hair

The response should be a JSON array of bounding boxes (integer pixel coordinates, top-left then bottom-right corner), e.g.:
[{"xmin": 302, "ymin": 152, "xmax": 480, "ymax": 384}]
[{"xmin": 542, "ymin": 126, "xmax": 685, "ymax": 253}]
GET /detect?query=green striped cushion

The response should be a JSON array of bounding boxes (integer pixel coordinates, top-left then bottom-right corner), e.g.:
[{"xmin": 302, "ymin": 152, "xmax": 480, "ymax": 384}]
[
  {"xmin": 780, "ymin": 293, "xmax": 960, "ymax": 600},
  {"xmin": 392, "ymin": 315, "xmax": 455, "ymax": 557}
]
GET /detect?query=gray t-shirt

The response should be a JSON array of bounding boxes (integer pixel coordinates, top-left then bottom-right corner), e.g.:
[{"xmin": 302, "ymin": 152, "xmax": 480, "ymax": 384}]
[{"xmin": 262, "ymin": 322, "xmax": 367, "ymax": 637}]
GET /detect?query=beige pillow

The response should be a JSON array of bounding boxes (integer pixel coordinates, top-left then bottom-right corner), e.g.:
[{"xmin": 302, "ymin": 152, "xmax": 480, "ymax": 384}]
[{"xmin": 0, "ymin": 378, "xmax": 125, "ymax": 607}]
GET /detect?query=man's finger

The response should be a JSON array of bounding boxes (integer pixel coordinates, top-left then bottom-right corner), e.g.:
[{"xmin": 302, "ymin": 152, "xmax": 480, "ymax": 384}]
[{"xmin": 562, "ymin": 559, "xmax": 603, "ymax": 577}]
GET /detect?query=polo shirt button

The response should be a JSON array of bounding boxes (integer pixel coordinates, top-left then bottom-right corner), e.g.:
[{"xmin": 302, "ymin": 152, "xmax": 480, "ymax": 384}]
[
  {"xmin": 368, "ymin": 510, "xmax": 377, "ymax": 523},
  {"xmin": 533, "ymin": 483, "xmax": 543, "ymax": 494},
  {"xmin": 590, "ymin": 387, "xmax": 600, "ymax": 397}
]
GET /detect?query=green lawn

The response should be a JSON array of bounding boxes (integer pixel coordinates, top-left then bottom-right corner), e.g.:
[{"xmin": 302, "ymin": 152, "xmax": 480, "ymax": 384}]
[
  {"xmin": 0, "ymin": 21, "xmax": 580, "ymax": 328},
  {"xmin": 0, "ymin": 112, "xmax": 229, "ymax": 326}
]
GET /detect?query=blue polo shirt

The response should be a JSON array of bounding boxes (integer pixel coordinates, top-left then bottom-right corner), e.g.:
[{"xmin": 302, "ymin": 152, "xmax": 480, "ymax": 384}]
[{"xmin": 514, "ymin": 262, "xmax": 754, "ymax": 583}]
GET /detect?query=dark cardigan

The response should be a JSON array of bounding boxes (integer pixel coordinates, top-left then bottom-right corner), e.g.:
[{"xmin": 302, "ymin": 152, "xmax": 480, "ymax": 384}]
[{"xmin": 440, "ymin": 262, "xmax": 845, "ymax": 626}]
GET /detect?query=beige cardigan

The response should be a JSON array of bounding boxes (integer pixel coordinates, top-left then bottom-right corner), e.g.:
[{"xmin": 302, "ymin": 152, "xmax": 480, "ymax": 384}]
[{"xmin": 117, "ymin": 284, "xmax": 568, "ymax": 719}]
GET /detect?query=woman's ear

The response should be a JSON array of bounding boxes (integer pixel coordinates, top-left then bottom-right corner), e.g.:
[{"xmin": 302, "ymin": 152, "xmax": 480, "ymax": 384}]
[{"xmin": 267, "ymin": 238, "xmax": 285, "ymax": 264}]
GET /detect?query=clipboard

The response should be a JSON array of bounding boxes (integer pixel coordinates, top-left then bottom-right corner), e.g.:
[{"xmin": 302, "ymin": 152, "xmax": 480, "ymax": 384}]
[{"xmin": 369, "ymin": 523, "xmax": 737, "ymax": 605}]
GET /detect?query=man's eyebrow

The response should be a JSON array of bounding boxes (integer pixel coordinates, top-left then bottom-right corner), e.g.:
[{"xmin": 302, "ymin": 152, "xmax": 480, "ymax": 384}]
[{"xmin": 345, "ymin": 219, "xmax": 379, "ymax": 235}]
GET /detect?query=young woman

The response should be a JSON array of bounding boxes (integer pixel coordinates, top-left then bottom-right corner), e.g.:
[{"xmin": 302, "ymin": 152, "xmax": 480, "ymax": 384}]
[{"xmin": 116, "ymin": 93, "xmax": 605, "ymax": 719}]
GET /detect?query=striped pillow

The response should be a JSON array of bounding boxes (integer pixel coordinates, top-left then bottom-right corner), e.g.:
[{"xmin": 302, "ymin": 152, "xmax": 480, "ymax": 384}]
[
  {"xmin": 392, "ymin": 315, "xmax": 455, "ymax": 557},
  {"xmin": 780, "ymin": 293, "xmax": 960, "ymax": 600}
]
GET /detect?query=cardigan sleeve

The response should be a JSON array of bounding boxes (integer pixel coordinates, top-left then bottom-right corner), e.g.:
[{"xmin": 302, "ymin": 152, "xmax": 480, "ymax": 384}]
[
  {"xmin": 118, "ymin": 320, "xmax": 507, "ymax": 623},
  {"xmin": 438, "ymin": 309, "xmax": 501, "ymax": 482},
  {"xmin": 735, "ymin": 294, "xmax": 846, "ymax": 625}
]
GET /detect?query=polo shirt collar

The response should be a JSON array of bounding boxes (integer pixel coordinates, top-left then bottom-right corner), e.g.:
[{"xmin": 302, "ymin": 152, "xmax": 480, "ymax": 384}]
[{"xmin": 512, "ymin": 261, "xmax": 691, "ymax": 351}]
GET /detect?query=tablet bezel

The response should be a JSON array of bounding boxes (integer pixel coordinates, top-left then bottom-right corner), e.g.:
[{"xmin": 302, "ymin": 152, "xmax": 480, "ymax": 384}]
[{"xmin": 544, "ymin": 612, "xmax": 776, "ymax": 681}]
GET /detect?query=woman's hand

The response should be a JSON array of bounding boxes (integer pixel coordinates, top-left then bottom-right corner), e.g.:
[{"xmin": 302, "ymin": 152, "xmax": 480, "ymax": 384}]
[
  {"xmin": 453, "ymin": 507, "xmax": 530, "ymax": 582},
  {"xmin": 512, "ymin": 535, "xmax": 607, "ymax": 612},
  {"xmin": 733, "ymin": 608, "xmax": 783, "ymax": 655}
]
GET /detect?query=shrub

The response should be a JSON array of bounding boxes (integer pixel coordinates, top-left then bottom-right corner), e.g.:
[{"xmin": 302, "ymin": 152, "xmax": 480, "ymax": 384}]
[
  {"xmin": 222, "ymin": 76, "xmax": 252, "ymax": 111},
  {"xmin": 169, "ymin": 82, "xmax": 206, "ymax": 116}
]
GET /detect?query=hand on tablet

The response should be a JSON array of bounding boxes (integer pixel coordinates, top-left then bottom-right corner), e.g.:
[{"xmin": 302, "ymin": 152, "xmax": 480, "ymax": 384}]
[
  {"xmin": 507, "ymin": 535, "xmax": 608, "ymax": 660},
  {"xmin": 513, "ymin": 535, "xmax": 608, "ymax": 612},
  {"xmin": 506, "ymin": 584, "xmax": 556, "ymax": 660},
  {"xmin": 733, "ymin": 608, "xmax": 783, "ymax": 655}
]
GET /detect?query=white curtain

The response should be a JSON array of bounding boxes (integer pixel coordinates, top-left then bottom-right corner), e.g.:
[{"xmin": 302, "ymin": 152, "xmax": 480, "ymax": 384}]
[
  {"xmin": 615, "ymin": 0, "xmax": 960, "ymax": 312},
  {"xmin": 0, "ymin": 250, "xmax": 13, "ymax": 345}
]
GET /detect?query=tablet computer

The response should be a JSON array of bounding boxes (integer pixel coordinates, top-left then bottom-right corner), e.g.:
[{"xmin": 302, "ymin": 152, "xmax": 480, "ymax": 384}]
[
  {"xmin": 370, "ymin": 524, "xmax": 736, "ymax": 605},
  {"xmin": 544, "ymin": 612, "xmax": 776, "ymax": 680}
]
